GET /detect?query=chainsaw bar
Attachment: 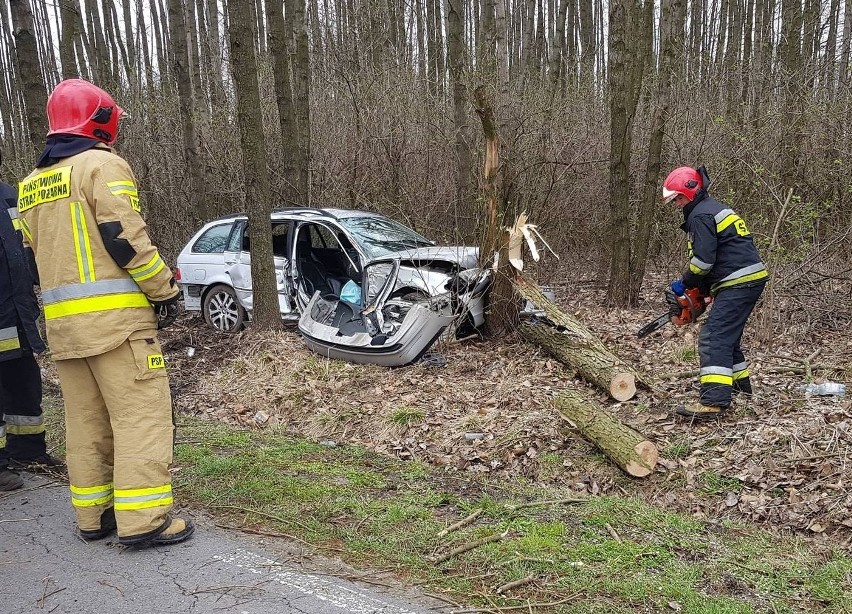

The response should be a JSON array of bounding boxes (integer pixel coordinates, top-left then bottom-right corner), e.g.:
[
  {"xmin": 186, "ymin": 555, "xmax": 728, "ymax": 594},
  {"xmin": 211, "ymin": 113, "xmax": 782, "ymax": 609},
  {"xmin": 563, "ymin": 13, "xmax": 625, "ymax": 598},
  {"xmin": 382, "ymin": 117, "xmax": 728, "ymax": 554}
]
[{"xmin": 636, "ymin": 313, "xmax": 671, "ymax": 338}]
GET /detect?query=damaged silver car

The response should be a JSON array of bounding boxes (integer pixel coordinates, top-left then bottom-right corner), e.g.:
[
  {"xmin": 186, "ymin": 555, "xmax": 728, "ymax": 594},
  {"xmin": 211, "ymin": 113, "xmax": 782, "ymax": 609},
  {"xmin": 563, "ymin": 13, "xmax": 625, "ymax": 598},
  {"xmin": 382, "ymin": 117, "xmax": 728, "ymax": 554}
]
[{"xmin": 176, "ymin": 208, "xmax": 491, "ymax": 365}]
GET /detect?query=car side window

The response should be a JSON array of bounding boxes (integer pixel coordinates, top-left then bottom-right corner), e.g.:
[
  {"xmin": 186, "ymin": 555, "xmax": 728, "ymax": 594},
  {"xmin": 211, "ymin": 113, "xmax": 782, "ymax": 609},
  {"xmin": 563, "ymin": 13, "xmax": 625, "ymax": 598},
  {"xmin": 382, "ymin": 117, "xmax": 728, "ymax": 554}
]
[
  {"xmin": 272, "ymin": 223, "xmax": 289, "ymax": 257},
  {"xmin": 192, "ymin": 223, "xmax": 233, "ymax": 254},
  {"xmin": 311, "ymin": 224, "xmax": 337, "ymax": 249},
  {"xmin": 226, "ymin": 221, "xmax": 245, "ymax": 252}
]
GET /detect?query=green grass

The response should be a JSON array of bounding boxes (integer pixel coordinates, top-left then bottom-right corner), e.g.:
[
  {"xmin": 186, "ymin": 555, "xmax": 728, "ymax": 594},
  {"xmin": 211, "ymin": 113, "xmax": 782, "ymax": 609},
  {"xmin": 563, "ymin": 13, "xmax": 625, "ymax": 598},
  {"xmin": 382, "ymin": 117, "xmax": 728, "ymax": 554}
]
[
  {"xmin": 387, "ymin": 406, "xmax": 425, "ymax": 427},
  {"xmin": 165, "ymin": 417, "xmax": 852, "ymax": 613},
  {"xmin": 40, "ymin": 401, "xmax": 852, "ymax": 613},
  {"xmin": 672, "ymin": 345, "xmax": 699, "ymax": 363}
]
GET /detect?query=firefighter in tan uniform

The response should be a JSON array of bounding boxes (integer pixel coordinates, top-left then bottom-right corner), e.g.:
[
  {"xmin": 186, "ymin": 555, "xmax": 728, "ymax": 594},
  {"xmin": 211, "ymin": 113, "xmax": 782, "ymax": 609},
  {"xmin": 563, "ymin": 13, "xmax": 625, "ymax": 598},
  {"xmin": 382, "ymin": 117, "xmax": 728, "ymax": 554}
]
[{"xmin": 18, "ymin": 79, "xmax": 193, "ymax": 546}]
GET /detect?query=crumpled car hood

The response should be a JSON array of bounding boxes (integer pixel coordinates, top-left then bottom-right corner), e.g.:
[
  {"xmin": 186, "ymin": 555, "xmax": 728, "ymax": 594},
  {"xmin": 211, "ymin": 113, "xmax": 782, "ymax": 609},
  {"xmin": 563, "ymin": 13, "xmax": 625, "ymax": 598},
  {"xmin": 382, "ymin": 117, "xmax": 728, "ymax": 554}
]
[{"xmin": 381, "ymin": 246, "xmax": 480, "ymax": 270}]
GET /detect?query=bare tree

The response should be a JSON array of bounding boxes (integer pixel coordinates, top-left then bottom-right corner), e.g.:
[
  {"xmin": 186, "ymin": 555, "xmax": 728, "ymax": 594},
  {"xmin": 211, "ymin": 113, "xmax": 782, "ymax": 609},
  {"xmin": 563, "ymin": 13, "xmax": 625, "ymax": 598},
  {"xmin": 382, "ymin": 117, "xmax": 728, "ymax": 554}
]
[
  {"xmin": 606, "ymin": 0, "xmax": 651, "ymax": 306},
  {"xmin": 9, "ymin": 0, "xmax": 48, "ymax": 156},
  {"xmin": 167, "ymin": 0, "xmax": 207, "ymax": 220},
  {"xmin": 227, "ymin": 0, "xmax": 282, "ymax": 331}
]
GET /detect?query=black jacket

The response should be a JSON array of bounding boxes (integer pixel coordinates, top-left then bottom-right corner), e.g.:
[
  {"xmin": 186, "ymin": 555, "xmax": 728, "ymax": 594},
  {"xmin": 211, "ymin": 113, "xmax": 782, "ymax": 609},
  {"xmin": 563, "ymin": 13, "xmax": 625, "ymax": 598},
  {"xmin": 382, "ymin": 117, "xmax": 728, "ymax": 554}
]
[
  {"xmin": 0, "ymin": 181, "xmax": 44, "ymax": 361},
  {"xmin": 680, "ymin": 191, "xmax": 768, "ymax": 295}
]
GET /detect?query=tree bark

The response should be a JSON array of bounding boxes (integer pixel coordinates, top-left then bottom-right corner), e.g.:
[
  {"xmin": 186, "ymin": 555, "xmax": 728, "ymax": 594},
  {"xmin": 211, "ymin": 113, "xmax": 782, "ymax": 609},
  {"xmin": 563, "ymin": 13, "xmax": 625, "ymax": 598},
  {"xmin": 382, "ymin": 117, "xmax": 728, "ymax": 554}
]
[
  {"xmin": 9, "ymin": 0, "xmax": 48, "ymax": 157},
  {"xmin": 59, "ymin": 0, "xmax": 79, "ymax": 79},
  {"xmin": 447, "ymin": 0, "xmax": 473, "ymax": 235},
  {"xmin": 167, "ymin": 0, "xmax": 207, "ymax": 221},
  {"xmin": 227, "ymin": 0, "xmax": 282, "ymax": 331},
  {"xmin": 555, "ymin": 388, "xmax": 659, "ymax": 477},
  {"xmin": 288, "ymin": 0, "xmax": 312, "ymax": 202},
  {"xmin": 515, "ymin": 276, "xmax": 646, "ymax": 400},
  {"xmin": 606, "ymin": 0, "xmax": 649, "ymax": 307},
  {"xmin": 269, "ymin": 0, "xmax": 299, "ymax": 203}
]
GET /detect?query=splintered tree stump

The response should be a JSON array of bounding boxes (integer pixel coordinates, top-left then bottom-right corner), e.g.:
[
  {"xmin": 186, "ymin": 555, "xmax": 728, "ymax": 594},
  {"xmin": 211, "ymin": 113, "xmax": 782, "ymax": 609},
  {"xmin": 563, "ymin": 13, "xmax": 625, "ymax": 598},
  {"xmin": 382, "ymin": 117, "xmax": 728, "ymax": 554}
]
[
  {"xmin": 514, "ymin": 276, "xmax": 646, "ymax": 401},
  {"xmin": 555, "ymin": 389, "xmax": 658, "ymax": 477}
]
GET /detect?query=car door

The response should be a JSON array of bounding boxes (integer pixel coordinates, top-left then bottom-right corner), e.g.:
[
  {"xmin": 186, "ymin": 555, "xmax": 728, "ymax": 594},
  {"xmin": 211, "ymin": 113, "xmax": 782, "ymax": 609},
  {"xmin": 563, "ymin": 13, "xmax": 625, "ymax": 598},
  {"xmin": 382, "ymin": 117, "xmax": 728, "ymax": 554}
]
[
  {"xmin": 291, "ymin": 222, "xmax": 363, "ymax": 311},
  {"xmin": 223, "ymin": 219, "xmax": 299, "ymax": 318}
]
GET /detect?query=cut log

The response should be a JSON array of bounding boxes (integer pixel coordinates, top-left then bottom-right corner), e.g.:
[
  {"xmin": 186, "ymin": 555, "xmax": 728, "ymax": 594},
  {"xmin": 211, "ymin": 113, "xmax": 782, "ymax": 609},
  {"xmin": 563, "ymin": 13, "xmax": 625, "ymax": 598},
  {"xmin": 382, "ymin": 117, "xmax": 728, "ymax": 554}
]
[
  {"xmin": 514, "ymin": 275, "xmax": 647, "ymax": 401},
  {"xmin": 555, "ymin": 388, "xmax": 659, "ymax": 478}
]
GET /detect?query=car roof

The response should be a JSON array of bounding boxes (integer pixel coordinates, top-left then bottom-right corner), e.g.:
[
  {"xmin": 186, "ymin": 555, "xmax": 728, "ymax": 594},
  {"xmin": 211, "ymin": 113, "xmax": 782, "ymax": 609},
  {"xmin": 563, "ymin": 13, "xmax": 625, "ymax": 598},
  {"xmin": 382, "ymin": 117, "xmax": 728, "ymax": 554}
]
[{"xmin": 213, "ymin": 208, "xmax": 386, "ymax": 224}]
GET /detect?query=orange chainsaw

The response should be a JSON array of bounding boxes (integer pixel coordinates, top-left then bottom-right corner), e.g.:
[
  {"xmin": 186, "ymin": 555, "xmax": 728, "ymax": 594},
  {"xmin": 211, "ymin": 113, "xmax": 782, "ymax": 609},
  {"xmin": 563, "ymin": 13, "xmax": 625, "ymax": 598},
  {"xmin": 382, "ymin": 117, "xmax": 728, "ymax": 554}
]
[{"xmin": 636, "ymin": 286, "xmax": 712, "ymax": 338}]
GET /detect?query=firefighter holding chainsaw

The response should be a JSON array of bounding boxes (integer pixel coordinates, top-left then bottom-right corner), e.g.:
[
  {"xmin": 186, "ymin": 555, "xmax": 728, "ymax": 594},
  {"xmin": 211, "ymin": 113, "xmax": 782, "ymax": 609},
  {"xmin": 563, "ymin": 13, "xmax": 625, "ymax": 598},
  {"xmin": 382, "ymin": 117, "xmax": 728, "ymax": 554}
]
[
  {"xmin": 17, "ymin": 79, "xmax": 193, "ymax": 545},
  {"xmin": 662, "ymin": 166, "xmax": 767, "ymax": 419}
]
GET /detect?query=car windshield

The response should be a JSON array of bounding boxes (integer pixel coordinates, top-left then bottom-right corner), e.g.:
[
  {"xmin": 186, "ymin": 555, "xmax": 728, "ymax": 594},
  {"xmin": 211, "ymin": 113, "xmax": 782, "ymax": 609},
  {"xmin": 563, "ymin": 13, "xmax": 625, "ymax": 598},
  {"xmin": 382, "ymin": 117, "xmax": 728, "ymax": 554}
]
[{"xmin": 338, "ymin": 215, "xmax": 434, "ymax": 259}]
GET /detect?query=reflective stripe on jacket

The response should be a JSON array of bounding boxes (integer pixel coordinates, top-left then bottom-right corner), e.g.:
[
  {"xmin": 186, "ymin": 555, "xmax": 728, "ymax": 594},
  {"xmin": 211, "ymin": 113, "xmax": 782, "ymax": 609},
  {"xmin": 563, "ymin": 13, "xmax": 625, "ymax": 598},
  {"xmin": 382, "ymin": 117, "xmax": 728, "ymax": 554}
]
[
  {"xmin": 680, "ymin": 194, "xmax": 768, "ymax": 295},
  {"xmin": 18, "ymin": 146, "xmax": 177, "ymax": 359},
  {"xmin": 0, "ymin": 182, "xmax": 44, "ymax": 361}
]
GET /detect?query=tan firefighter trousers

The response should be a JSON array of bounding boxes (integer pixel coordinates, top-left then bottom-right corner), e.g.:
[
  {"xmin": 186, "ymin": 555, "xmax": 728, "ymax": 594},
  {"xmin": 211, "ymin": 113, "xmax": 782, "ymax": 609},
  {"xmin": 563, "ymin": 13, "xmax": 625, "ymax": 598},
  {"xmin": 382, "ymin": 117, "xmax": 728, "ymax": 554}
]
[{"xmin": 55, "ymin": 329, "xmax": 175, "ymax": 539}]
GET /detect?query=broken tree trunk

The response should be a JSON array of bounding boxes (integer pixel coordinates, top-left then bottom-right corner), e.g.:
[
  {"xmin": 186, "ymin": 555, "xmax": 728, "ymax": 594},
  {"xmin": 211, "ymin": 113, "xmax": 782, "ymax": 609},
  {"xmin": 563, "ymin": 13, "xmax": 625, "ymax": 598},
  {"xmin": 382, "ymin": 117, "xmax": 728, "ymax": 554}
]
[
  {"xmin": 515, "ymin": 275, "xmax": 647, "ymax": 401},
  {"xmin": 555, "ymin": 388, "xmax": 659, "ymax": 477}
]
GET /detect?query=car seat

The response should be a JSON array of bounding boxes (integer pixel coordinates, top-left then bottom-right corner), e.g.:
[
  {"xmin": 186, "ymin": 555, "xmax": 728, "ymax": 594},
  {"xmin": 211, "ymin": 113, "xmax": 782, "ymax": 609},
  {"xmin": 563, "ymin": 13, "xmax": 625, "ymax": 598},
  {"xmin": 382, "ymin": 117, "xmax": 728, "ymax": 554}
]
[{"xmin": 296, "ymin": 233, "xmax": 343, "ymax": 296}]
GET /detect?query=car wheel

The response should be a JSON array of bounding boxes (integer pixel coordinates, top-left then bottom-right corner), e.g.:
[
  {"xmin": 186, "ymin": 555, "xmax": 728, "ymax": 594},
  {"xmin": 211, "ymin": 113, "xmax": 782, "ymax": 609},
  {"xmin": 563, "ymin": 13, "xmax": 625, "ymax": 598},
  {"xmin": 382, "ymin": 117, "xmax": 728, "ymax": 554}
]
[{"xmin": 202, "ymin": 284, "xmax": 246, "ymax": 332}]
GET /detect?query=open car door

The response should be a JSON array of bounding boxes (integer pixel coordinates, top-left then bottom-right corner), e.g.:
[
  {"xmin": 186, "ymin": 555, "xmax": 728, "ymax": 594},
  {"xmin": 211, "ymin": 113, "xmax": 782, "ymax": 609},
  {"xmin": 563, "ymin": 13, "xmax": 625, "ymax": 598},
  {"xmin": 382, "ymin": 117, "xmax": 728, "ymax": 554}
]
[{"xmin": 297, "ymin": 259, "xmax": 453, "ymax": 367}]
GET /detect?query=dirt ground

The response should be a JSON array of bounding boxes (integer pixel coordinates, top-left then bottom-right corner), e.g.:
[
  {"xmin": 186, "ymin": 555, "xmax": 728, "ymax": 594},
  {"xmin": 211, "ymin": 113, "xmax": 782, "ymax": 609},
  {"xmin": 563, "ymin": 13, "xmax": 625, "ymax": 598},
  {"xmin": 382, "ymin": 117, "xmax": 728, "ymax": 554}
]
[{"xmin": 143, "ymin": 276, "xmax": 852, "ymax": 548}]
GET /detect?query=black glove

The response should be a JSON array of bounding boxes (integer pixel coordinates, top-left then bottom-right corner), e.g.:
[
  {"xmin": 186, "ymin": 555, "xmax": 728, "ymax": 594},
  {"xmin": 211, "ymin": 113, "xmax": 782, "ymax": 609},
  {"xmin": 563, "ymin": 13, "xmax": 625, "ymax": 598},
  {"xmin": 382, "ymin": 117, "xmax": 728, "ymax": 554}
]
[
  {"xmin": 664, "ymin": 288, "xmax": 681, "ymax": 318},
  {"xmin": 152, "ymin": 296, "xmax": 179, "ymax": 330}
]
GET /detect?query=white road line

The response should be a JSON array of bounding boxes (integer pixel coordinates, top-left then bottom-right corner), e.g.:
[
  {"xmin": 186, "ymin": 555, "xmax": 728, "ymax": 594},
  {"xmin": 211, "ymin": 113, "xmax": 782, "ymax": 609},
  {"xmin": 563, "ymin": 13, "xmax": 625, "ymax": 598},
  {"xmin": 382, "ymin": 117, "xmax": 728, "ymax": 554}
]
[{"xmin": 216, "ymin": 549, "xmax": 424, "ymax": 614}]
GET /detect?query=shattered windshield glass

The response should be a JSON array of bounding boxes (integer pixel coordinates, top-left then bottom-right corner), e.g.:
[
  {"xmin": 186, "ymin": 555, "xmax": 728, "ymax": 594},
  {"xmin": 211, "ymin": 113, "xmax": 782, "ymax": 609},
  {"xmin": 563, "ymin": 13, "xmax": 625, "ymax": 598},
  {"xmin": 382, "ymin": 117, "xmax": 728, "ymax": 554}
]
[{"xmin": 338, "ymin": 215, "xmax": 433, "ymax": 259}]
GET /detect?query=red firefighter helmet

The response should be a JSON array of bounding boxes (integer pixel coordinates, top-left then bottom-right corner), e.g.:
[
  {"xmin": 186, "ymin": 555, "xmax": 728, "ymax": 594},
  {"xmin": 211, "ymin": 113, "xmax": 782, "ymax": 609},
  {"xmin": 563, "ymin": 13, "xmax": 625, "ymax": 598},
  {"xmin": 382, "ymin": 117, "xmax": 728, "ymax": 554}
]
[
  {"xmin": 46, "ymin": 79, "xmax": 124, "ymax": 145},
  {"xmin": 662, "ymin": 166, "xmax": 702, "ymax": 204}
]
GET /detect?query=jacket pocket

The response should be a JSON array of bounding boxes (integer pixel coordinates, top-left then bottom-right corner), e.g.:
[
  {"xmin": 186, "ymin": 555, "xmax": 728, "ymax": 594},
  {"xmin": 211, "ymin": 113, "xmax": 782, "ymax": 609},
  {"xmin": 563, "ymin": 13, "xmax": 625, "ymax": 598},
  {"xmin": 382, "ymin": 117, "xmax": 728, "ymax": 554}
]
[{"xmin": 127, "ymin": 330, "xmax": 168, "ymax": 380}]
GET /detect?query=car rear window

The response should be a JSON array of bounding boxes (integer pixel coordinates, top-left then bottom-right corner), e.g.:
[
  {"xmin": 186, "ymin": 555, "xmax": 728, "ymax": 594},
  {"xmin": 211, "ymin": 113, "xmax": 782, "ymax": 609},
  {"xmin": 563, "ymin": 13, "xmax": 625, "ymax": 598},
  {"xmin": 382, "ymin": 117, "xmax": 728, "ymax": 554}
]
[{"xmin": 192, "ymin": 223, "xmax": 233, "ymax": 253}]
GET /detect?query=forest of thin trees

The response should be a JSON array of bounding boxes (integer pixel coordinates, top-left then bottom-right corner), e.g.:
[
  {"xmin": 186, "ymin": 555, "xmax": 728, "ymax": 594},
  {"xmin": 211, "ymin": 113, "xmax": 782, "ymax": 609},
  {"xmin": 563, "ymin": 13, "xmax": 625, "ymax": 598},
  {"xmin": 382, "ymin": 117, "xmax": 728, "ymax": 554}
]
[{"xmin": 1, "ymin": 0, "xmax": 850, "ymax": 307}]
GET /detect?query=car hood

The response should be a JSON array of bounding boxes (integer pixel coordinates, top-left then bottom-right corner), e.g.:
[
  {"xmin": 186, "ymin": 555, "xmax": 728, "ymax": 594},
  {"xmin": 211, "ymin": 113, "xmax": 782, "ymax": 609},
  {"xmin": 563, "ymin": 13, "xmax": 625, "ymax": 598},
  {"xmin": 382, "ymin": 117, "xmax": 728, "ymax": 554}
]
[{"xmin": 378, "ymin": 246, "xmax": 480, "ymax": 270}]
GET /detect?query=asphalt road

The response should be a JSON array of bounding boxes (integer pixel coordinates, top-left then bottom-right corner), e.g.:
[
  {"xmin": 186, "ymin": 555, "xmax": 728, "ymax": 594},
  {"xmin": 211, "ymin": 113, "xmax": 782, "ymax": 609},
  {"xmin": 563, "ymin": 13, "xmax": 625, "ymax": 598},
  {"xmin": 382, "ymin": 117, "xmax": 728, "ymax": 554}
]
[{"xmin": 1, "ymin": 472, "xmax": 451, "ymax": 614}]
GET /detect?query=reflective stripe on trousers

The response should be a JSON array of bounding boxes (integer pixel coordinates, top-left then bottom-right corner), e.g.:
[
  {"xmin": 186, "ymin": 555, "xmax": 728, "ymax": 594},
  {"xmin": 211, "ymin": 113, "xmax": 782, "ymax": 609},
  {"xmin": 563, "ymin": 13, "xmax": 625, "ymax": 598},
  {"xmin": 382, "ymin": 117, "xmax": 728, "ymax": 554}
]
[
  {"xmin": 0, "ymin": 326, "xmax": 20, "ymax": 353},
  {"xmin": 4, "ymin": 414, "xmax": 45, "ymax": 435},
  {"xmin": 698, "ymin": 283, "xmax": 765, "ymax": 407}
]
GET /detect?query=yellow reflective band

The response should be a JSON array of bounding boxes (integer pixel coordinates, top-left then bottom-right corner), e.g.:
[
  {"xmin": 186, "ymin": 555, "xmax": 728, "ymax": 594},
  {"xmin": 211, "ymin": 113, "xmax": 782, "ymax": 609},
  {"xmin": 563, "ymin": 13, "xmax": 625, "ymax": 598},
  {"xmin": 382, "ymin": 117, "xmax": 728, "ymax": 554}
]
[
  {"xmin": 700, "ymin": 374, "xmax": 733, "ymax": 385},
  {"xmin": 0, "ymin": 337, "xmax": 21, "ymax": 352},
  {"xmin": 689, "ymin": 263, "xmax": 710, "ymax": 275},
  {"xmin": 70, "ymin": 482, "xmax": 114, "ymax": 508},
  {"xmin": 71, "ymin": 482, "xmax": 115, "ymax": 495},
  {"xmin": 44, "ymin": 293, "xmax": 151, "ymax": 319},
  {"xmin": 71, "ymin": 202, "xmax": 97, "ymax": 283},
  {"xmin": 11, "ymin": 217, "xmax": 21, "ymax": 230},
  {"xmin": 115, "ymin": 496, "xmax": 174, "ymax": 511},
  {"xmin": 147, "ymin": 354, "xmax": 166, "ymax": 369},
  {"xmin": 115, "ymin": 484, "xmax": 172, "ymax": 498},
  {"xmin": 114, "ymin": 484, "xmax": 173, "ymax": 511},
  {"xmin": 106, "ymin": 180, "xmax": 136, "ymax": 191},
  {"xmin": 110, "ymin": 188, "xmax": 138, "ymax": 197},
  {"xmin": 716, "ymin": 214, "xmax": 741, "ymax": 233},
  {"xmin": 129, "ymin": 252, "xmax": 161, "ymax": 274},
  {"xmin": 0, "ymin": 435, "xmax": 5, "ymax": 447},
  {"xmin": 129, "ymin": 253, "xmax": 166, "ymax": 282},
  {"xmin": 733, "ymin": 369, "xmax": 750, "ymax": 380},
  {"xmin": 18, "ymin": 166, "xmax": 73, "ymax": 212},
  {"xmin": 6, "ymin": 424, "xmax": 46, "ymax": 435},
  {"xmin": 19, "ymin": 217, "xmax": 32, "ymax": 242},
  {"xmin": 712, "ymin": 269, "xmax": 769, "ymax": 293}
]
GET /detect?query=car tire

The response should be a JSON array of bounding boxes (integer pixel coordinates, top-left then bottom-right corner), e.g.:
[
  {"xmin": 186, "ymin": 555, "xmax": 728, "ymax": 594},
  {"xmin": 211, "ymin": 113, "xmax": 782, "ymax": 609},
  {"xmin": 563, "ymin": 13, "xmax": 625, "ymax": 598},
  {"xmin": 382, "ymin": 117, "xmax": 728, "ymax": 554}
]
[{"xmin": 202, "ymin": 284, "xmax": 246, "ymax": 333}]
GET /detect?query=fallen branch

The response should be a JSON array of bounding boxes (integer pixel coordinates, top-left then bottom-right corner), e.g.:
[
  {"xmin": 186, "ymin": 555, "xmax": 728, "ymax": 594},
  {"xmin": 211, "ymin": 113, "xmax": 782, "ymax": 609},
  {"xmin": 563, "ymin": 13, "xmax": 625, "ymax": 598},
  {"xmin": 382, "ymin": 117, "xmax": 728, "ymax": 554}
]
[
  {"xmin": 495, "ymin": 575, "xmax": 535, "ymax": 595},
  {"xmin": 451, "ymin": 596, "xmax": 576, "ymax": 613},
  {"xmin": 432, "ymin": 530, "xmax": 509, "ymax": 564},
  {"xmin": 505, "ymin": 497, "xmax": 587, "ymax": 512},
  {"xmin": 209, "ymin": 504, "xmax": 312, "ymax": 532},
  {"xmin": 437, "ymin": 509, "xmax": 484, "ymax": 538}
]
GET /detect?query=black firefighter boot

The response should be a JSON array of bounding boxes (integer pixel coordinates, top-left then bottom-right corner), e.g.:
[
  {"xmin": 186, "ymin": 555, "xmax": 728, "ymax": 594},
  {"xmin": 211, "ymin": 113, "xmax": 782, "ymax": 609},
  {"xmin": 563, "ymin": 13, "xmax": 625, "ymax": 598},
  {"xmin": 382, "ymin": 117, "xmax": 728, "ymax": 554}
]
[{"xmin": 0, "ymin": 468, "xmax": 24, "ymax": 490}]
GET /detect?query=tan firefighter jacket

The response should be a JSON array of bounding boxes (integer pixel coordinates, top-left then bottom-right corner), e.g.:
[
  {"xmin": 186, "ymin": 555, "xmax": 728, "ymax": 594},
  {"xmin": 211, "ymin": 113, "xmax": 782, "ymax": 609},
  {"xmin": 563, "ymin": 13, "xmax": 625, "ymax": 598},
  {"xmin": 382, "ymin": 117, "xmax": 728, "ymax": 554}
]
[{"xmin": 17, "ymin": 145, "xmax": 178, "ymax": 360}]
